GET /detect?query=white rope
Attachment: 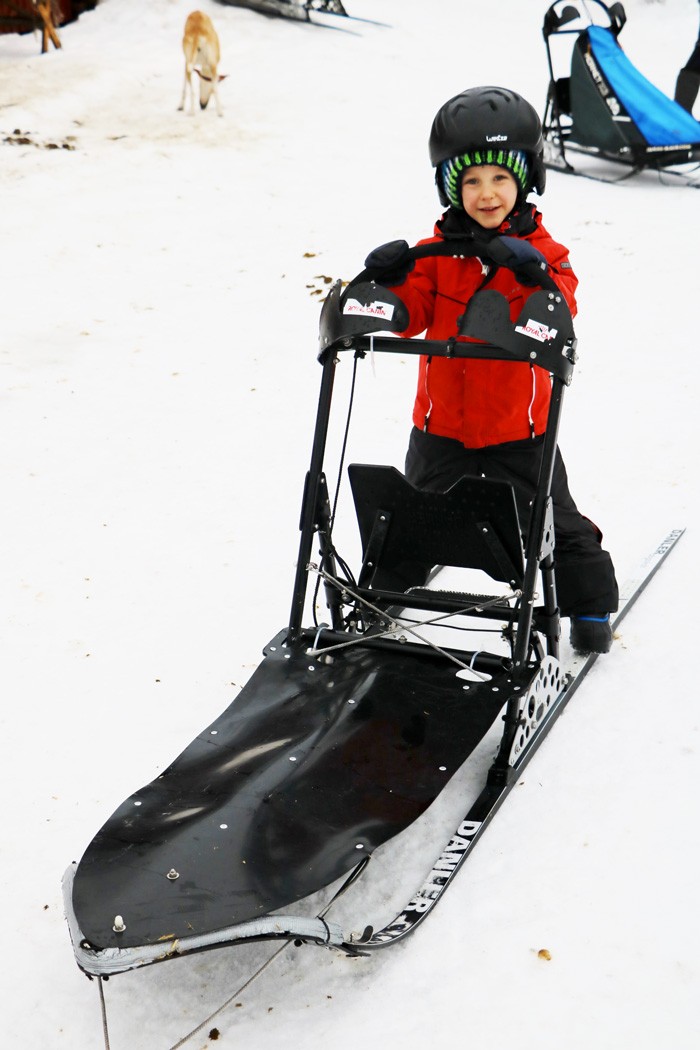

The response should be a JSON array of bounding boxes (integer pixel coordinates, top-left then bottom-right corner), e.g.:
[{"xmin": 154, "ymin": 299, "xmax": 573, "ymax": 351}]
[
  {"xmin": 167, "ymin": 943, "xmax": 290, "ymax": 1049},
  {"xmin": 98, "ymin": 978, "xmax": 111, "ymax": 1050}
]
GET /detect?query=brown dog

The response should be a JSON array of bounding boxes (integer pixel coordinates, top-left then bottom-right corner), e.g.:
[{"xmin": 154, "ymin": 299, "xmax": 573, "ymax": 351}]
[{"xmin": 178, "ymin": 11, "xmax": 226, "ymax": 116}]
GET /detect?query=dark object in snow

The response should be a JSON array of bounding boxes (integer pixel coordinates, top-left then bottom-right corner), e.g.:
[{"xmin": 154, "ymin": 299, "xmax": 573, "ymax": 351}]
[
  {"xmin": 0, "ymin": 1, "xmax": 98, "ymax": 52},
  {"xmin": 542, "ymin": 0, "xmax": 700, "ymax": 182}
]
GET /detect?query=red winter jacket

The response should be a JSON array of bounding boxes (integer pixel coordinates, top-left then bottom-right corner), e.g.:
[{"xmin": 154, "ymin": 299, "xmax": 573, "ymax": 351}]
[{"xmin": 393, "ymin": 208, "xmax": 578, "ymax": 449}]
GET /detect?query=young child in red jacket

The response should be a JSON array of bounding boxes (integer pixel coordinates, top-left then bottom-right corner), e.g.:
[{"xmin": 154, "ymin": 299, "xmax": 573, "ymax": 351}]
[{"xmin": 364, "ymin": 86, "xmax": 618, "ymax": 654}]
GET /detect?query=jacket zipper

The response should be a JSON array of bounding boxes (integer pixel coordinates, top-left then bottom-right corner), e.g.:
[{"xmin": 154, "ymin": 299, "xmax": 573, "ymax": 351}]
[
  {"xmin": 423, "ymin": 355, "xmax": 433, "ymax": 431},
  {"xmin": 527, "ymin": 364, "xmax": 536, "ymax": 439}
]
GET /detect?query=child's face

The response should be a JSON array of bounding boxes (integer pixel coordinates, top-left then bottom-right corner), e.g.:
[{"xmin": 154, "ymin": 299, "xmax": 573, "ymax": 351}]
[{"xmin": 460, "ymin": 165, "xmax": 519, "ymax": 229}]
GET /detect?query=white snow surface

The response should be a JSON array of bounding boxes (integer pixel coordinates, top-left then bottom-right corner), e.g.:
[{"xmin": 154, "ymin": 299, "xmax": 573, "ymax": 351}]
[{"xmin": 1, "ymin": 0, "xmax": 698, "ymax": 1046}]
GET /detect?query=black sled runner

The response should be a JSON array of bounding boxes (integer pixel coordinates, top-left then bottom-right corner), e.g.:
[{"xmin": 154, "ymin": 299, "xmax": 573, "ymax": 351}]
[
  {"xmin": 542, "ymin": 0, "xmax": 700, "ymax": 184},
  {"xmin": 213, "ymin": 1, "xmax": 387, "ymax": 29},
  {"xmin": 215, "ymin": 0, "xmax": 344, "ymax": 21},
  {"xmin": 63, "ymin": 243, "xmax": 682, "ymax": 987}
]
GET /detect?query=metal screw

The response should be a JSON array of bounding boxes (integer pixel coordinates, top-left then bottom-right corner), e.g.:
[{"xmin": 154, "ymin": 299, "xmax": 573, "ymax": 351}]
[{"xmin": 167, "ymin": 869, "xmax": 180, "ymax": 881}]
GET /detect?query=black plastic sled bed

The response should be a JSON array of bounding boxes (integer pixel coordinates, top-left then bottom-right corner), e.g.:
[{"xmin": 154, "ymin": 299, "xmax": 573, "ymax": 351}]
[
  {"xmin": 63, "ymin": 235, "xmax": 683, "ymax": 1031},
  {"xmin": 542, "ymin": 0, "xmax": 700, "ymax": 183}
]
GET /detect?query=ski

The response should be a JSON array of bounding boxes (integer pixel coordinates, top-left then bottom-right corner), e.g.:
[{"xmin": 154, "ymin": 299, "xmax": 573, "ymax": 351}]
[{"xmin": 351, "ymin": 528, "xmax": 685, "ymax": 949}]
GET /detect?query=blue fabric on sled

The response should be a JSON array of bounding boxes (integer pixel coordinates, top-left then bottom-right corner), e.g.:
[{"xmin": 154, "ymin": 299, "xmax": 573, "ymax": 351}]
[{"xmin": 589, "ymin": 25, "xmax": 700, "ymax": 146}]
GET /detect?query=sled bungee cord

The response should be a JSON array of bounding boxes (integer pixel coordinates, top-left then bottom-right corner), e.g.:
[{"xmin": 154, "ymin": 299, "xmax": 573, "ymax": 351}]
[{"xmin": 63, "ymin": 239, "xmax": 683, "ymax": 1045}]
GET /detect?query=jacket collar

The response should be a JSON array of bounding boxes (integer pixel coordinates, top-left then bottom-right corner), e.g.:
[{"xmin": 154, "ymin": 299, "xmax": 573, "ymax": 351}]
[{"xmin": 435, "ymin": 204, "xmax": 540, "ymax": 242}]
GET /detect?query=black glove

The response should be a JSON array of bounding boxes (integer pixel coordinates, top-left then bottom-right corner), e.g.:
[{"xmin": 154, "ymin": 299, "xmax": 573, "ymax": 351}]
[
  {"xmin": 484, "ymin": 235, "xmax": 548, "ymax": 286},
  {"xmin": 364, "ymin": 239, "xmax": 415, "ymax": 286}
]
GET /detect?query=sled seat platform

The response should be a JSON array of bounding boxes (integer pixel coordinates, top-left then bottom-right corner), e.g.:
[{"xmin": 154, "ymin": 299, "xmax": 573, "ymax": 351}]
[{"xmin": 66, "ymin": 631, "xmax": 535, "ymax": 973}]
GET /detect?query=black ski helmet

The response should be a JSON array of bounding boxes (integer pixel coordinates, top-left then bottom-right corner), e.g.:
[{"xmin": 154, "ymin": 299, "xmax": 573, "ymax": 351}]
[{"xmin": 429, "ymin": 86, "xmax": 546, "ymax": 207}]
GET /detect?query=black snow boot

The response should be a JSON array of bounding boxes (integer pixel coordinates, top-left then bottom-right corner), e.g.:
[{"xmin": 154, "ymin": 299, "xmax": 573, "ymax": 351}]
[{"xmin": 570, "ymin": 614, "xmax": 613, "ymax": 655}]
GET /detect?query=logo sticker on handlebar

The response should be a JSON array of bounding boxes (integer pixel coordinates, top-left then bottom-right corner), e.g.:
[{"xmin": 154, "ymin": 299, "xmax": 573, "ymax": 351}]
[
  {"xmin": 515, "ymin": 319, "xmax": 559, "ymax": 343},
  {"xmin": 343, "ymin": 299, "xmax": 395, "ymax": 320}
]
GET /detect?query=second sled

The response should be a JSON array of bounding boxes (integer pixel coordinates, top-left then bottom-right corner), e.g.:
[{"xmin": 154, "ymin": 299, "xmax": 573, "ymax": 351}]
[{"xmin": 541, "ymin": 0, "xmax": 700, "ymax": 183}]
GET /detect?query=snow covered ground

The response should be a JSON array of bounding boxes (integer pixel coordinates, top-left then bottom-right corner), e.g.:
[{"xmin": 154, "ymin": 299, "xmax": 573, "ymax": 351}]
[{"xmin": 1, "ymin": 0, "xmax": 698, "ymax": 1046}]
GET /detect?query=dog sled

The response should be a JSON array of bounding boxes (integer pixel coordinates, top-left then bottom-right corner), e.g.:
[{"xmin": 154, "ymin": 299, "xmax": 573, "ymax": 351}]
[
  {"xmin": 63, "ymin": 240, "xmax": 682, "ymax": 1048},
  {"xmin": 542, "ymin": 0, "xmax": 700, "ymax": 184}
]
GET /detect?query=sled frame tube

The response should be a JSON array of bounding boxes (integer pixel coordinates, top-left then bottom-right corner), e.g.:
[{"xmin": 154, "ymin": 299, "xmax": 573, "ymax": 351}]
[{"xmin": 288, "ymin": 332, "xmax": 567, "ymax": 661}]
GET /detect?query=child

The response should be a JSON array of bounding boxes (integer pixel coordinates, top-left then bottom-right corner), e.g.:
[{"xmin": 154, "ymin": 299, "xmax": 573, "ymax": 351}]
[{"xmin": 364, "ymin": 86, "xmax": 618, "ymax": 654}]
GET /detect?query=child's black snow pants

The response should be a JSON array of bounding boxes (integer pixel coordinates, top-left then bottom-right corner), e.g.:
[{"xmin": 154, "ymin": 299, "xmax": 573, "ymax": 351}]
[{"xmin": 402, "ymin": 427, "xmax": 619, "ymax": 617}]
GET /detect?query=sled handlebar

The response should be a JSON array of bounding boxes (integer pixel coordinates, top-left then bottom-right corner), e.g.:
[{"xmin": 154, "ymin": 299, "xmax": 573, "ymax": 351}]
[
  {"xmin": 318, "ymin": 240, "xmax": 577, "ymax": 384},
  {"xmin": 347, "ymin": 237, "xmax": 561, "ymax": 298}
]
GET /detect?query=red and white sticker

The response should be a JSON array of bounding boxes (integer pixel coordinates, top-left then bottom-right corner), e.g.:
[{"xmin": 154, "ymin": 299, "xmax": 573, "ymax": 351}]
[
  {"xmin": 515, "ymin": 318, "xmax": 559, "ymax": 343},
  {"xmin": 343, "ymin": 298, "xmax": 395, "ymax": 320}
]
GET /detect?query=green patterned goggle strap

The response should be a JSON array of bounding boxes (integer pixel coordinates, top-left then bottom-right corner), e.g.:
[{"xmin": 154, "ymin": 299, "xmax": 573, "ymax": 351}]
[{"xmin": 440, "ymin": 149, "xmax": 530, "ymax": 209}]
